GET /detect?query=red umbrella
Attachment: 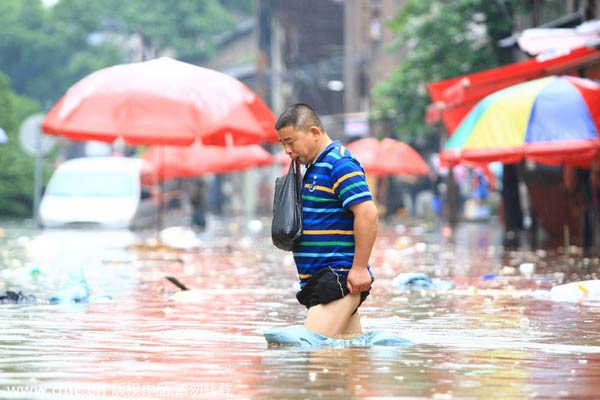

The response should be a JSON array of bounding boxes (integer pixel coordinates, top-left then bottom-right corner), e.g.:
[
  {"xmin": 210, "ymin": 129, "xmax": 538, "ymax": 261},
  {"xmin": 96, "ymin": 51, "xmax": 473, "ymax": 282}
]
[
  {"xmin": 346, "ymin": 137, "xmax": 429, "ymax": 176},
  {"xmin": 143, "ymin": 141, "xmax": 273, "ymax": 182},
  {"xmin": 41, "ymin": 57, "xmax": 277, "ymax": 146}
]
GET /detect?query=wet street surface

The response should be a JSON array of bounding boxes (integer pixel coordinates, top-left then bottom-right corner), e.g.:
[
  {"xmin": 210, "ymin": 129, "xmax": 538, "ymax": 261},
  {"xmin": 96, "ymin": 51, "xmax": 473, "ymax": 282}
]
[{"xmin": 1, "ymin": 218, "xmax": 600, "ymax": 399}]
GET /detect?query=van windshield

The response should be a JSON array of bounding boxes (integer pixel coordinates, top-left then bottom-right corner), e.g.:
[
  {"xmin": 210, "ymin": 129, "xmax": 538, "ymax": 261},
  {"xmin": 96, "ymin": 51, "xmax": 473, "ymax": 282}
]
[{"xmin": 46, "ymin": 170, "xmax": 137, "ymax": 197}]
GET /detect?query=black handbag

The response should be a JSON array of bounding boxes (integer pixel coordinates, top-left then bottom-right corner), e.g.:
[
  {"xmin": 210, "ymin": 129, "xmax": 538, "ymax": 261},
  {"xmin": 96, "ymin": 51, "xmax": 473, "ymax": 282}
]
[{"xmin": 271, "ymin": 158, "xmax": 303, "ymax": 251}]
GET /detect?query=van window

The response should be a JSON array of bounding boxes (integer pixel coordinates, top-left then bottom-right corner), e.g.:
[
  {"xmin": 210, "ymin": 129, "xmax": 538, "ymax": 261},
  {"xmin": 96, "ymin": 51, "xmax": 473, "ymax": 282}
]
[{"xmin": 46, "ymin": 171, "xmax": 137, "ymax": 198}]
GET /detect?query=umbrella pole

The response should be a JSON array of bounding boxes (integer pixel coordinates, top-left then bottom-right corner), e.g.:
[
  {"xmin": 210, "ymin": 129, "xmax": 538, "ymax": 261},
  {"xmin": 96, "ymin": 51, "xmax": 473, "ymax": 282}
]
[
  {"xmin": 562, "ymin": 163, "xmax": 570, "ymax": 251},
  {"xmin": 155, "ymin": 145, "xmax": 164, "ymax": 244},
  {"xmin": 592, "ymin": 159, "xmax": 599, "ymax": 248}
]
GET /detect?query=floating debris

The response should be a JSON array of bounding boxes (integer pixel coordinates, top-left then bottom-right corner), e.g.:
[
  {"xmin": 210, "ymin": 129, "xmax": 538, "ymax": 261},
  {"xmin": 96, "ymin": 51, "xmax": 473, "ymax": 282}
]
[
  {"xmin": 48, "ymin": 275, "xmax": 90, "ymax": 304},
  {"xmin": 549, "ymin": 280, "xmax": 600, "ymax": 304},
  {"xmin": 0, "ymin": 290, "xmax": 36, "ymax": 304},
  {"xmin": 393, "ymin": 272, "xmax": 453, "ymax": 294}
]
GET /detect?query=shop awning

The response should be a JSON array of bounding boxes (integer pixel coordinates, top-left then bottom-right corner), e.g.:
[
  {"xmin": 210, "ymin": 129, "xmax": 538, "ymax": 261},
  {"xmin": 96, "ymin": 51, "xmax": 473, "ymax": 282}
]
[{"xmin": 426, "ymin": 45, "xmax": 600, "ymax": 134}]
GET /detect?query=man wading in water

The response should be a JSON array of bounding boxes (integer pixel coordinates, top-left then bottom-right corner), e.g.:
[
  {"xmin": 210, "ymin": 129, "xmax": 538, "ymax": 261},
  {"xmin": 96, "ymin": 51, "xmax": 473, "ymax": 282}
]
[{"xmin": 275, "ymin": 103, "xmax": 378, "ymax": 338}]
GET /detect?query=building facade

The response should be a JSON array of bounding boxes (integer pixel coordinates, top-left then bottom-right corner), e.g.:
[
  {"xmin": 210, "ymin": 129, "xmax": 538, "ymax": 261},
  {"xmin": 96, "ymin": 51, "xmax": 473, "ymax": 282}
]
[{"xmin": 256, "ymin": 0, "xmax": 407, "ymax": 139}]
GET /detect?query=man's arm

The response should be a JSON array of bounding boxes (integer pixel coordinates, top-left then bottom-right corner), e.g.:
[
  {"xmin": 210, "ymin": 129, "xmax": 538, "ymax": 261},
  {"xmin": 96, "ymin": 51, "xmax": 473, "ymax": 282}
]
[{"xmin": 347, "ymin": 199, "xmax": 378, "ymax": 294}]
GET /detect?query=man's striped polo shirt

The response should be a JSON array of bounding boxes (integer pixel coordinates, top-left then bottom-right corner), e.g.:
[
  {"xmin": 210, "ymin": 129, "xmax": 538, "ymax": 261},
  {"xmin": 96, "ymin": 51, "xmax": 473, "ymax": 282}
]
[{"xmin": 293, "ymin": 140, "xmax": 373, "ymax": 288}]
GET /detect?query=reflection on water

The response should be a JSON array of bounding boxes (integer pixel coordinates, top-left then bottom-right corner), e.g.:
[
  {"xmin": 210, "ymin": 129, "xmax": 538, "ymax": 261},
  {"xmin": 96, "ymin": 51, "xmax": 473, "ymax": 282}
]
[{"xmin": 1, "ymin": 218, "xmax": 600, "ymax": 399}]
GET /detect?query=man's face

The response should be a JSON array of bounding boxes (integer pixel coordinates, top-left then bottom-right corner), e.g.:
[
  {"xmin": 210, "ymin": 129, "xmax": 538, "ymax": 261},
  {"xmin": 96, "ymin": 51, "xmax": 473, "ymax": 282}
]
[{"xmin": 277, "ymin": 125, "xmax": 319, "ymax": 165}]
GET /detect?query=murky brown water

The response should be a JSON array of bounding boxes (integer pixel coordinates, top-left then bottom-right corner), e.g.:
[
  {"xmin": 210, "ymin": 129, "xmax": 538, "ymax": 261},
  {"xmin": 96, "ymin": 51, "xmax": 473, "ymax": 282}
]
[{"xmin": 1, "ymin": 218, "xmax": 600, "ymax": 399}]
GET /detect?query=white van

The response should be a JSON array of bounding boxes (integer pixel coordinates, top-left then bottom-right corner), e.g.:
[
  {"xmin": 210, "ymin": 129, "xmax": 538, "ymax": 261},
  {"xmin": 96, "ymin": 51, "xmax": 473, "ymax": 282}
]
[{"xmin": 39, "ymin": 157, "xmax": 158, "ymax": 229}]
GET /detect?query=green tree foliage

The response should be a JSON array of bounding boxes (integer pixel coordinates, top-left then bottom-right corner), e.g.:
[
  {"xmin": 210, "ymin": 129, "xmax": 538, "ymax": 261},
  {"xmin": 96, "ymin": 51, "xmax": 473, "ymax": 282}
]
[
  {"xmin": 372, "ymin": 0, "xmax": 515, "ymax": 141},
  {"xmin": 220, "ymin": 0, "xmax": 253, "ymax": 15},
  {"xmin": 115, "ymin": 0, "xmax": 237, "ymax": 63},
  {"xmin": 0, "ymin": 0, "xmax": 124, "ymax": 109},
  {"xmin": 0, "ymin": 0, "xmax": 251, "ymax": 108},
  {"xmin": 48, "ymin": 0, "xmax": 239, "ymax": 66},
  {"xmin": 0, "ymin": 72, "xmax": 40, "ymax": 218}
]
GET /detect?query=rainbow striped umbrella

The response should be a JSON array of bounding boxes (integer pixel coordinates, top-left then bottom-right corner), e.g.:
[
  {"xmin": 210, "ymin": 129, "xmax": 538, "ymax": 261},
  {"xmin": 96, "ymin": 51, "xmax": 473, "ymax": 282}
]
[{"xmin": 440, "ymin": 75, "xmax": 600, "ymax": 167}]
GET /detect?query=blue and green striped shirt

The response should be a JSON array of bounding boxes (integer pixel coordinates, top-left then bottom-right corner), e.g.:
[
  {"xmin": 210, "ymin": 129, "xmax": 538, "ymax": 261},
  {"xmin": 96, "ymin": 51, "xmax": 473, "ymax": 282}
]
[{"xmin": 293, "ymin": 140, "xmax": 373, "ymax": 287}]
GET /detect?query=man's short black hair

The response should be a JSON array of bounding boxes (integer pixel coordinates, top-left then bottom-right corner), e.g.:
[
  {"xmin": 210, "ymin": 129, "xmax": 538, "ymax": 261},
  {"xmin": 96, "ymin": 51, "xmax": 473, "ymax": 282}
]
[{"xmin": 275, "ymin": 103, "xmax": 323, "ymax": 131}]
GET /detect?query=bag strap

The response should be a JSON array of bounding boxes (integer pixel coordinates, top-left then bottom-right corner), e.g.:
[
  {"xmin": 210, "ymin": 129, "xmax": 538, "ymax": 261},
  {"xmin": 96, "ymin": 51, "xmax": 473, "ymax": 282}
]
[{"xmin": 292, "ymin": 158, "xmax": 302, "ymax": 203}]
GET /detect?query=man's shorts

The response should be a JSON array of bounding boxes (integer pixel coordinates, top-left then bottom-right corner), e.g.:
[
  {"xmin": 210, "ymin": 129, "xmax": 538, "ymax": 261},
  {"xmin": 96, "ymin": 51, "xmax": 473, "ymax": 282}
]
[{"xmin": 296, "ymin": 268, "xmax": 372, "ymax": 313}]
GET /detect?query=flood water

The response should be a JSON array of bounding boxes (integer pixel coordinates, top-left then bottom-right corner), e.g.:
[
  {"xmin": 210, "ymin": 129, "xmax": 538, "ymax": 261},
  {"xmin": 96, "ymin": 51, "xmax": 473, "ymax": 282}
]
[{"xmin": 1, "ymin": 218, "xmax": 600, "ymax": 399}]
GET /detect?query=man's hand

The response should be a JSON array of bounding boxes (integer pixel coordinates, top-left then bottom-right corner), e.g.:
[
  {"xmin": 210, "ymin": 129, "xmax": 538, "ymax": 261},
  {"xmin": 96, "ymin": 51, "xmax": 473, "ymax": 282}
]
[
  {"xmin": 347, "ymin": 267, "xmax": 372, "ymax": 294},
  {"xmin": 347, "ymin": 200, "xmax": 377, "ymax": 295}
]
